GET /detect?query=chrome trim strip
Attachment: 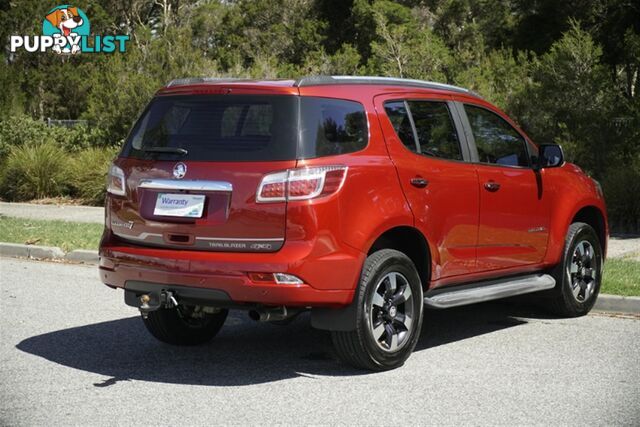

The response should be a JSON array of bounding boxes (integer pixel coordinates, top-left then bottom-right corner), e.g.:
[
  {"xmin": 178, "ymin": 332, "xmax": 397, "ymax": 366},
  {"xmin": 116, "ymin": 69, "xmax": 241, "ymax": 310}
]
[
  {"xmin": 138, "ymin": 179, "xmax": 233, "ymax": 192},
  {"xmin": 424, "ymin": 274, "xmax": 556, "ymax": 309},
  {"xmin": 113, "ymin": 231, "xmax": 163, "ymax": 241},
  {"xmin": 113, "ymin": 230, "xmax": 283, "ymax": 243},
  {"xmin": 196, "ymin": 237, "xmax": 284, "ymax": 242}
]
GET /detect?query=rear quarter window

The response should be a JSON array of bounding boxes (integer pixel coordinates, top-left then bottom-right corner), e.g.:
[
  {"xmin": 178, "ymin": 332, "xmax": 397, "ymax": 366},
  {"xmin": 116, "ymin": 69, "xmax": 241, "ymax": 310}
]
[{"xmin": 298, "ymin": 98, "xmax": 368, "ymax": 158}]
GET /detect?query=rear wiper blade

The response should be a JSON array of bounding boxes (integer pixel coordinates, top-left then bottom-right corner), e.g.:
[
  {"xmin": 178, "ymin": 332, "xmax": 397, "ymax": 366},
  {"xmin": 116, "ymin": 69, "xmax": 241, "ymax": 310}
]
[{"xmin": 140, "ymin": 147, "xmax": 188, "ymax": 155}]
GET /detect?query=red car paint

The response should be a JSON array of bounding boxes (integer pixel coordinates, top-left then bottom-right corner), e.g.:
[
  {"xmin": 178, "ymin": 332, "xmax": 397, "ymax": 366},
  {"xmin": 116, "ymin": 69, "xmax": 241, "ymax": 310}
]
[{"xmin": 99, "ymin": 79, "xmax": 608, "ymax": 307}]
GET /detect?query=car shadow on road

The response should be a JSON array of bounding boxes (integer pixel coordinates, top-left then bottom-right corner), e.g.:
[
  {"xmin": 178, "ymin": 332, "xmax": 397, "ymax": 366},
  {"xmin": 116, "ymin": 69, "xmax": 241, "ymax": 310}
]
[{"xmin": 16, "ymin": 299, "xmax": 553, "ymax": 386}]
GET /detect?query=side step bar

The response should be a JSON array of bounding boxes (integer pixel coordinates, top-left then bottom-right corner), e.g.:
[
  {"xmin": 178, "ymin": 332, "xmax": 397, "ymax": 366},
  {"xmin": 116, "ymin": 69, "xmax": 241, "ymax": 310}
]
[{"xmin": 424, "ymin": 274, "xmax": 556, "ymax": 309}]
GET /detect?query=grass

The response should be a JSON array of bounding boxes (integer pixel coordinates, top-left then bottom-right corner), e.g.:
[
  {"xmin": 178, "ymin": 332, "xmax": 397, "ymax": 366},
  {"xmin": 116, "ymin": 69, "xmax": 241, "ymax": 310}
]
[
  {"xmin": 602, "ymin": 258, "xmax": 640, "ymax": 297},
  {"xmin": 0, "ymin": 214, "xmax": 638, "ymax": 297},
  {"xmin": 0, "ymin": 215, "xmax": 102, "ymax": 252}
]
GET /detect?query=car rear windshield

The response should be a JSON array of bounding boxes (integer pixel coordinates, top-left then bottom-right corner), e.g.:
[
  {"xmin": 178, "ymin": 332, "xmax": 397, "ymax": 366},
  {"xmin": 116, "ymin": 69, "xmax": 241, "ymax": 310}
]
[{"xmin": 122, "ymin": 95, "xmax": 367, "ymax": 161}]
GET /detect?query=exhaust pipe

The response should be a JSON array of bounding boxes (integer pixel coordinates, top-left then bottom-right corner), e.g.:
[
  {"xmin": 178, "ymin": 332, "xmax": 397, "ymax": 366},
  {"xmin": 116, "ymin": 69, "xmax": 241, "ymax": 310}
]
[{"xmin": 249, "ymin": 306, "xmax": 296, "ymax": 322}]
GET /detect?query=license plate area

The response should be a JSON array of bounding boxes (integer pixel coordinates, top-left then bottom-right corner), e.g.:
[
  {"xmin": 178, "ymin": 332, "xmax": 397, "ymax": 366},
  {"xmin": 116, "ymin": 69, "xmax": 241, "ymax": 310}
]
[
  {"xmin": 153, "ymin": 193, "xmax": 205, "ymax": 218},
  {"xmin": 137, "ymin": 188, "xmax": 230, "ymax": 224}
]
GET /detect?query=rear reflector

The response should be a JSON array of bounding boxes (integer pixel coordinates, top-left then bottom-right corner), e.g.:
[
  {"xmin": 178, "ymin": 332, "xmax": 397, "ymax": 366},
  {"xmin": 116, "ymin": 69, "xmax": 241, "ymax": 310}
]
[
  {"xmin": 273, "ymin": 273, "xmax": 304, "ymax": 285},
  {"xmin": 248, "ymin": 272, "xmax": 304, "ymax": 285},
  {"xmin": 257, "ymin": 166, "xmax": 347, "ymax": 203}
]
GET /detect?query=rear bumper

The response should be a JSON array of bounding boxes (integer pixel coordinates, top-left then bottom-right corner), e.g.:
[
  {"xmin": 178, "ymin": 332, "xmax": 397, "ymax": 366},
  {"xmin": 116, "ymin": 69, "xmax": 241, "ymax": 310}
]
[{"xmin": 99, "ymin": 237, "xmax": 364, "ymax": 307}]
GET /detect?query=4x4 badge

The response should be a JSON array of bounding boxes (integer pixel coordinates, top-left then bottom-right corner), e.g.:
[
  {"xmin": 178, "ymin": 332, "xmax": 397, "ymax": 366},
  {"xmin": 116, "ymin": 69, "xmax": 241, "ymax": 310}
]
[{"xmin": 173, "ymin": 162, "xmax": 187, "ymax": 179}]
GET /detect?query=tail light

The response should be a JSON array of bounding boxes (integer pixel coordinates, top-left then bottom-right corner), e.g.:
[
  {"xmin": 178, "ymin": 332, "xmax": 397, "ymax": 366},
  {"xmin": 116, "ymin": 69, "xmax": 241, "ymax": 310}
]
[
  {"xmin": 256, "ymin": 166, "xmax": 347, "ymax": 203},
  {"xmin": 106, "ymin": 164, "xmax": 126, "ymax": 196}
]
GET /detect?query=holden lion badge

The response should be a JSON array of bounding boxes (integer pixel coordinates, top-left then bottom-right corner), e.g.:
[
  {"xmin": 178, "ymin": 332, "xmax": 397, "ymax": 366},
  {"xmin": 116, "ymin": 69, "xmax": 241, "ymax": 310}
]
[{"xmin": 173, "ymin": 162, "xmax": 187, "ymax": 179}]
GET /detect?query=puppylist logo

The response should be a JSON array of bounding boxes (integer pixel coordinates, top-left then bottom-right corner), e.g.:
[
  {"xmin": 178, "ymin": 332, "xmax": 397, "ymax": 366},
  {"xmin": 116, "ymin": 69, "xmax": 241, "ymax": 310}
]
[{"xmin": 10, "ymin": 5, "xmax": 129, "ymax": 55}]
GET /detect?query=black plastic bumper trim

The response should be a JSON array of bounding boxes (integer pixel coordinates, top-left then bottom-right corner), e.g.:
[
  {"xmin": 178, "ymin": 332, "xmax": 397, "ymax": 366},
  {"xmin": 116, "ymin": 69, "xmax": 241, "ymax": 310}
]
[{"xmin": 124, "ymin": 281, "xmax": 231, "ymax": 308}]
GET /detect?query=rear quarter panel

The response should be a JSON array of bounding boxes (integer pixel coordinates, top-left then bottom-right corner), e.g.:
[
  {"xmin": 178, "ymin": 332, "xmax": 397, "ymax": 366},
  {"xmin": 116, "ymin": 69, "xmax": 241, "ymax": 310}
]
[{"xmin": 295, "ymin": 85, "xmax": 415, "ymax": 254}]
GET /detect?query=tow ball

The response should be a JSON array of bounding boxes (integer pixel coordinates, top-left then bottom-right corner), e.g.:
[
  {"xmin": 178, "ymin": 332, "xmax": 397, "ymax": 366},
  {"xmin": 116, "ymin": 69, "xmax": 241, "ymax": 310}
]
[{"xmin": 138, "ymin": 290, "xmax": 179, "ymax": 319}]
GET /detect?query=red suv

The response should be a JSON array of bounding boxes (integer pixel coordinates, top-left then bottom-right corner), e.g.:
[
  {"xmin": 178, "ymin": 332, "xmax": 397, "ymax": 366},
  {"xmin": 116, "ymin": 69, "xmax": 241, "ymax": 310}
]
[{"xmin": 99, "ymin": 76, "xmax": 608, "ymax": 370}]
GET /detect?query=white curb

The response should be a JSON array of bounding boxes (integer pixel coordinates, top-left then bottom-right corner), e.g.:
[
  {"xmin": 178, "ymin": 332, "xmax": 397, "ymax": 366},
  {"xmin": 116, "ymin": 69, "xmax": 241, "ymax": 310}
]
[
  {"xmin": 0, "ymin": 242, "xmax": 65, "ymax": 260},
  {"xmin": 593, "ymin": 294, "xmax": 640, "ymax": 315},
  {"xmin": 65, "ymin": 249, "xmax": 100, "ymax": 264},
  {"xmin": 0, "ymin": 242, "xmax": 98, "ymax": 264}
]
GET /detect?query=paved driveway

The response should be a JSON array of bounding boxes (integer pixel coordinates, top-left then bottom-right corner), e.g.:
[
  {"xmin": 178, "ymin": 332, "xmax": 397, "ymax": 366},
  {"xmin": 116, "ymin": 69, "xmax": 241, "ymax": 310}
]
[{"xmin": 1, "ymin": 257, "xmax": 638, "ymax": 425}]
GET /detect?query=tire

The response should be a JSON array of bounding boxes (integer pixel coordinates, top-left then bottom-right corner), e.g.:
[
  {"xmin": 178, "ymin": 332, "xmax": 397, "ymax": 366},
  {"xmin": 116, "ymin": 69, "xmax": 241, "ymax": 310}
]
[
  {"xmin": 331, "ymin": 249, "xmax": 424, "ymax": 371},
  {"xmin": 549, "ymin": 222, "xmax": 603, "ymax": 317},
  {"xmin": 142, "ymin": 305, "xmax": 228, "ymax": 345}
]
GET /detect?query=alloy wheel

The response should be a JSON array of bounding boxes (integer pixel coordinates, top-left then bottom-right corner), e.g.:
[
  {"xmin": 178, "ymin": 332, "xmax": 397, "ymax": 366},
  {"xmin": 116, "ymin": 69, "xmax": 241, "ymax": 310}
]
[
  {"xmin": 567, "ymin": 240, "xmax": 598, "ymax": 303},
  {"xmin": 368, "ymin": 272, "xmax": 415, "ymax": 352}
]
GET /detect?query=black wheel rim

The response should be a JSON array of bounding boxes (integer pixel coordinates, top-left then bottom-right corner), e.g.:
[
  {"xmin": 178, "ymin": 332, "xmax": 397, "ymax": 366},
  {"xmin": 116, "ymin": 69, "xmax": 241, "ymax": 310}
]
[
  {"xmin": 567, "ymin": 240, "xmax": 598, "ymax": 303},
  {"xmin": 367, "ymin": 272, "xmax": 415, "ymax": 353}
]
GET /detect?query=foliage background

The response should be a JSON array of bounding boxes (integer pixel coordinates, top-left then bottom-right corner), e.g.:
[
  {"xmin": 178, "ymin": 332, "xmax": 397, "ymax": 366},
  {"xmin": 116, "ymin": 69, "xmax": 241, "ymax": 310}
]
[{"xmin": 0, "ymin": 0, "xmax": 638, "ymax": 231}]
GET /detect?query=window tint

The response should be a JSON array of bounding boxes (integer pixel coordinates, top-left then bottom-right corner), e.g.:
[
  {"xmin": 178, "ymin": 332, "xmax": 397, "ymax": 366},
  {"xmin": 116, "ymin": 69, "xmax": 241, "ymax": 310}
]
[
  {"xmin": 384, "ymin": 101, "xmax": 418, "ymax": 153},
  {"xmin": 220, "ymin": 104, "xmax": 273, "ymax": 137},
  {"xmin": 407, "ymin": 101, "xmax": 462, "ymax": 161},
  {"xmin": 298, "ymin": 98, "xmax": 368, "ymax": 158},
  {"xmin": 126, "ymin": 95, "xmax": 298, "ymax": 162},
  {"xmin": 124, "ymin": 95, "xmax": 368, "ymax": 162},
  {"xmin": 464, "ymin": 105, "xmax": 530, "ymax": 167},
  {"xmin": 241, "ymin": 104, "xmax": 272, "ymax": 136}
]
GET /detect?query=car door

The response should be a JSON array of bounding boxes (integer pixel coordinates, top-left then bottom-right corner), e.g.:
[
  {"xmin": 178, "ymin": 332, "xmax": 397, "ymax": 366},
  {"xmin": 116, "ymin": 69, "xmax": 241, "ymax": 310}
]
[
  {"xmin": 456, "ymin": 102, "xmax": 550, "ymax": 271},
  {"xmin": 374, "ymin": 93, "xmax": 479, "ymax": 281}
]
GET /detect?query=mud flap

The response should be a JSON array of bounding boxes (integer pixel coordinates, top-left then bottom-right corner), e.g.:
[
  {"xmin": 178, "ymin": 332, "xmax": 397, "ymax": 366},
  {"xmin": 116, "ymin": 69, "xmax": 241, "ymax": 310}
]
[{"xmin": 310, "ymin": 299, "xmax": 358, "ymax": 331}]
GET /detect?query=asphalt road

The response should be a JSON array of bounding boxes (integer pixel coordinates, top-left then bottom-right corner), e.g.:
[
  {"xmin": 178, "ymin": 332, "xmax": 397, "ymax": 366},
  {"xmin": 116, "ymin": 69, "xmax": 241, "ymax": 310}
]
[{"xmin": 1, "ymin": 258, "xmax": 638, "ymax": 426}]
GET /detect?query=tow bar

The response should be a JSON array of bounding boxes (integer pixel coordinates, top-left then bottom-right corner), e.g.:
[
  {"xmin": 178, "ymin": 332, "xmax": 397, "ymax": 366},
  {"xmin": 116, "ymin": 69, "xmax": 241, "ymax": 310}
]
[{"xmin": 138, "ymin": 290, "xmax": 179, "ymax": 319}]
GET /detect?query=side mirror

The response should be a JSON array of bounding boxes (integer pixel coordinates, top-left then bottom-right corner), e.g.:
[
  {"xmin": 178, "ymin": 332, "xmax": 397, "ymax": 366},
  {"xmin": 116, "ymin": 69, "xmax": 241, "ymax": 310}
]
[{"xmin": 537, "ymin": 144, "xmax": 564, "ymax": 169}]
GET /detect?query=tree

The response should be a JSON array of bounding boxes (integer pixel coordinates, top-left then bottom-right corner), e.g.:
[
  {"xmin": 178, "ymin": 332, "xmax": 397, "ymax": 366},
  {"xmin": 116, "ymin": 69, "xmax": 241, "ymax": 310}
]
[
  {"xmin": 518, "ymin": 21, "xmax": 616, "ymax": 177},
  {"xmin": 367, "ymin": 1, "xmax": 452, "ymax": 80}
]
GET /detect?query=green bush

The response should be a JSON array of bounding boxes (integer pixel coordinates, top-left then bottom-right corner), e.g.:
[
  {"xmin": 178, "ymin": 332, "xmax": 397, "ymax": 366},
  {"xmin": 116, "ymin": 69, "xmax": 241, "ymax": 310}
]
[
  {"xmin": 49, "ymin": 124, "xmax": 109, "ymax": 153},
  {"xmin": 0, "ymin": 142, "xmax": 70, "ymax": 201},
  {"xmin": 68, "ymin": 147, "xmax": 118, "ymax": 205},
  {"xmin": 0, "ymin": 116, "xmax": 110, "ymax": 163},
  {"xmin": 0, "ymin": 115, "xmax": 51, "ymax": 160}
]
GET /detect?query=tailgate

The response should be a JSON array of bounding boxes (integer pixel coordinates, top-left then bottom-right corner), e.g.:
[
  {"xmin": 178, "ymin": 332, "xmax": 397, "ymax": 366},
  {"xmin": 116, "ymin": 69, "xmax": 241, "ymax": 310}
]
[{"xmin": 109, "ymin": 159, "xmax": 294, "ymax": 252}]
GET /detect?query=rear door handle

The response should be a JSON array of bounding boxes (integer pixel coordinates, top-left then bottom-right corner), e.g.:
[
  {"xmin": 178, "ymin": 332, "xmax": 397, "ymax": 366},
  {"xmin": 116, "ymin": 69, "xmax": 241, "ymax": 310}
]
[
  {"xmin": 484, "ymin": 181, "xmax": 501, "ymax": 192},
  {"xmin": 410, "ymin": 177, "xmax": 429, "ymax": 188}
]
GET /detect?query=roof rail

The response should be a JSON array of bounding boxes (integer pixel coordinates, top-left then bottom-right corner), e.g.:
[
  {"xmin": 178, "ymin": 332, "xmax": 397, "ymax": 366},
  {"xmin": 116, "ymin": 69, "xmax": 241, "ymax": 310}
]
[
  {"xmin": 166, "ymin": 77, "xmax": 250, "ymax": 87},
  {"xmin": 295, "ymin": 75, "xmax": 478, "ymax": 96}
]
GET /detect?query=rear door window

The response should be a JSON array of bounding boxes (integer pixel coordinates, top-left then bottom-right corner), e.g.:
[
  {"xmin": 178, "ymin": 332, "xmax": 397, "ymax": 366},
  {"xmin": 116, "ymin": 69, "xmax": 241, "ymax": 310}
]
[
  {"xmin": 383, "ymin": 100, "xmax": 462, "ymax": 161},
  {"xmin": 384, "ymin": 101, "xmax": 418, "ymax": 153},
  {"xmin": 407, "ymin": 101, "xmax": 462, "ymax": 161}
]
